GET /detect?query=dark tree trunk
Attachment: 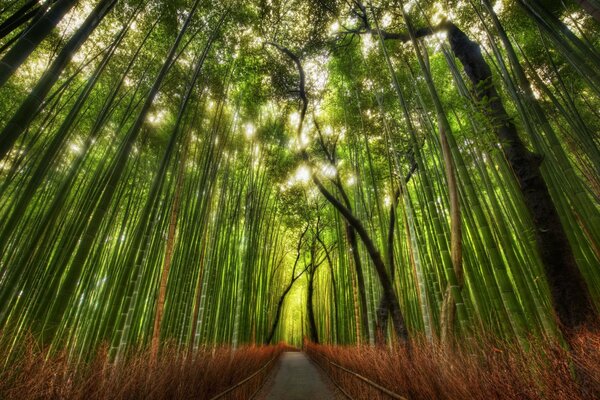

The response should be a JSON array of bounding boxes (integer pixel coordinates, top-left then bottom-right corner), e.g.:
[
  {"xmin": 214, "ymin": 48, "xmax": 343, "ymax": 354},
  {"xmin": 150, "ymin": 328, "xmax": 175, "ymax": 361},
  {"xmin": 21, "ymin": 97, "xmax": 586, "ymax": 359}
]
[
  {"xmin": 266, "ymin": 225, "xmax": 309, "ymax": 344},
  {"xmin": 318, "ymin": 235, "xmax": 340, "ymax": 343},
  {"xmin": 375, "ymin": 296, "xmax": 389, "ymax": 346},
  {"xmin": 0, "ymin": 0, "xmax": 43, "ymax": 40},
  {"xmin": 444, "ymin": 22, "xmax": 596, "ymax": 333},
  {"xmin": 267, "ymin": 39, "xmax": 409, "ymax": 343},
  {"xmin": 350, "ymin": 0, "xmax": 595, "ymax": 340},
  {"xmin": 0, "ymin": 0, "xmax": 57, "ymax": 42},
  {"xmin": 572, "ymin": 0, "xmax": 600, "ymax": 22},
  {"xmin": 0, "ymin": 0, "xmax": 77, "ymax": 88},
  {"xmin": 266, "ymin": 284, "xmax": 294, "ymax": 344},
  {"xmin": 332, "ymin": 171, "xmax": 371, "ymax": 342},
  {"xmin": 307, "ymin": 265, "xmax": 319, "ymax": 344},
  {"xmin": 376, "ymin": 174, "xmax": 414, "ymax": 345},
  {"xmin": 313, "ymin": 177, "xmax": 409, "ymax": 342},
  {"xmin": 0, "ymin": 0, "xmax": 117, "ymax": 160},
  {"xmin": 346, "ymin": 223, "xmax": 370, "ymax": 341},
  {"xmin": 375, "ymin": 193, "xmax": 397, "ymax": 346}
]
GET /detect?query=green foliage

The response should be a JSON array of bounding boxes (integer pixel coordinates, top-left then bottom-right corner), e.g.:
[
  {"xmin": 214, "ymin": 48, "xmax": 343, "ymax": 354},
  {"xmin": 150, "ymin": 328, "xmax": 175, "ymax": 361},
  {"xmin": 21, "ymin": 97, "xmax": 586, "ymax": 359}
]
[{"xmin": 0, "ymin": 0, "xmax": 598, "ymax": 362}]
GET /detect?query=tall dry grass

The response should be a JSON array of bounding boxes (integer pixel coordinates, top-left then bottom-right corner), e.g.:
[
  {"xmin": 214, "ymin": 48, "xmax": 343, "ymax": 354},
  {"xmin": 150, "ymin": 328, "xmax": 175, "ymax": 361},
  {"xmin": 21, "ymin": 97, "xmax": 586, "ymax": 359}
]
[
  {"xmin": 306, "ymin": 331, "xmax": 600, "ymax": 400},
  {"xmin": 0, "ymin": 338, "xmax": 286, "ymax": 400}
]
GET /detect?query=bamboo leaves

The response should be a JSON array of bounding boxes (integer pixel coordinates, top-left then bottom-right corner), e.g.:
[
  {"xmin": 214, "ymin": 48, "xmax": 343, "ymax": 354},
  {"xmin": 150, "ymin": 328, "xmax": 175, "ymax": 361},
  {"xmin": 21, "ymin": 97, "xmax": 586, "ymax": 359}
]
[{"xmin": 0, "ymin": 0, "xmax": 597, "ymax": 361}]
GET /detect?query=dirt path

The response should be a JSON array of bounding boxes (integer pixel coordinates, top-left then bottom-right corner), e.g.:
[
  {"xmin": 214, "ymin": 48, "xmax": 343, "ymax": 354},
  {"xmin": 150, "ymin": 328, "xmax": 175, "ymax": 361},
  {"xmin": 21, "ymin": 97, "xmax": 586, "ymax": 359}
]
[{"xmin": 258, "ymin": 351, "xmax": 338, "ymax": 400}]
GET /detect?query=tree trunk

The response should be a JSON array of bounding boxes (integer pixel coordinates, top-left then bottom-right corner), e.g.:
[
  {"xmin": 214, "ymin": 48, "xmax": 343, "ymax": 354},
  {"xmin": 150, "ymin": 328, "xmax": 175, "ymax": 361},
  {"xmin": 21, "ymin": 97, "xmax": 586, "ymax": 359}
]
[
  {"xmin": 313, "ymin": 177, "xmax": 409, "ymax": 342},
  {"xmin": 150, "ymin": 141, "xmax": 188, "ymax": 362},
  {"xmin": 0, "ymin": 0, "xmax": 117, "ymax": 159},
  {"xmin": 571, "ymin": 0, "xmax": 600, "ymax": 23},
  {"xmin": 438, "ymin": 119, "xmax": 463, "ymax": 342},
  {"xmin": 375, "ymin": 296, "xmax": 389, "ymax": 346},
  {"xmin": 266, "ymin": 225, "xmax": 308, "ymax": 344},
  {"xmin": 0, "ymin": 0, "xmax": 54, "ymax": 40},
  {"xmin": 346, "ymin": 224, "xmax": 370, "ymax": 342},
  {"xmin": 307, "ymin": 264, "xmax": 319, "ymax": 344},
  {"xmin": 189, "ymin": 234, "xmax": 208, "ymax": 353},
  {"xmin": 318, "ymin": 235, "xmax": 339, "ymax": 344},
  {"xmin": 444, "ymin": 22, "xmax": 596, "ymax": 333},
  {"xmin": 266, "ymin": 284, "xmax": 293, "ymax": 344},
  {"xmin": 0, "ymin": 0, "xmax": 77, "ymax": 88},
  {"xmin": 375, "ymin": 189, "xmax": 399, "ymax": 346},
  {"xmin": 267, "ymin": 40, "xmax": 409, "ymax": 343}
]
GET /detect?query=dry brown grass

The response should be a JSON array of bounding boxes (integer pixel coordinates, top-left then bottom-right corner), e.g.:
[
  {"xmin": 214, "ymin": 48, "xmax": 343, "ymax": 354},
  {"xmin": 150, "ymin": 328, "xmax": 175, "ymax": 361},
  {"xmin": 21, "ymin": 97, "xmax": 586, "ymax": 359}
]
[
  {"xmin": 306, "ymin": 331, "xmax": 600, "ymax": 400},
  {"xmin": 0, "ymin": 338, "xmax": 287, "ymax": 400}
]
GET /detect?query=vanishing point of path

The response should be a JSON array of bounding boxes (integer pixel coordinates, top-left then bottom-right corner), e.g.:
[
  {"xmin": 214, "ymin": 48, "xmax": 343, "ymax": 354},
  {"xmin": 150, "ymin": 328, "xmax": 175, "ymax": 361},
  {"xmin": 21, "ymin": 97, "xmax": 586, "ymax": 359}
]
[{"xmin": 259, "ymin": 351, "xmax": 337, "ymax": 400}]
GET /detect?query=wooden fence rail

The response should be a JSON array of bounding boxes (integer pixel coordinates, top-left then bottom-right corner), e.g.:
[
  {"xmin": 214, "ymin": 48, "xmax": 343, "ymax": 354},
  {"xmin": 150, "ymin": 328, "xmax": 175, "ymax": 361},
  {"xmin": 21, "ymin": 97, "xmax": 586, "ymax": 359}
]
[
  {"xmin": 208, "ymin": 355, "xmax": 277, "ymax": 400},
  {"xmin": 308, "ymin": 350, "xmax": 408, "ymax": 400}
]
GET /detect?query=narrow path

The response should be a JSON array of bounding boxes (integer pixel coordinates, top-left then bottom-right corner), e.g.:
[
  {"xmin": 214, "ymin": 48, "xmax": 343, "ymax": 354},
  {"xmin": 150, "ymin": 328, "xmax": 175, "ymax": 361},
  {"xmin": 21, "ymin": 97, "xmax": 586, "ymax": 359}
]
[{"xmin": 259, "ymin": 351, "xmax": 337, "ymax": 400}]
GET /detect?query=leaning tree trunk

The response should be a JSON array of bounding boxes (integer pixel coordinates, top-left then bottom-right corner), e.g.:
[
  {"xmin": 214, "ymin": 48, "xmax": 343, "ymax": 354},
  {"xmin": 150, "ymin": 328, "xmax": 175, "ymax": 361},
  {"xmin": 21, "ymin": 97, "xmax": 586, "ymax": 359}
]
[
  {"xmin": 307, "ymin": 263, "xmax": 319, "ymax": 344},
  {"xmin": 444, "ymin": 22, "xmax": 596, "ymax": 334},
  {"xmin": 313, "ymin": 177, "xmax": 409, "ymax": 342},
  {"xmin": 267, "ymin": 40, "xmax": 409, "ymax": 343},
  {"xmin": 266, "ymin": 283, "xmax": 294, "ymax": 344},
  {"xmin": 332, "ymin": 171, "xmax": 371, "ymax": 342},
  {"xmin": 266, "ymin": 226, "xmax": 308, "ymax": 344},
  {"xmin": 0, "ymin": 0, "xmax": 77, "ymax": 88},
  {"xmin": 0, "ymin": 0, "xmax": 117, "ymax": 160},
  {"xmin": 0, "ymin": 0, "xmax": 56, "ymax": 40}
]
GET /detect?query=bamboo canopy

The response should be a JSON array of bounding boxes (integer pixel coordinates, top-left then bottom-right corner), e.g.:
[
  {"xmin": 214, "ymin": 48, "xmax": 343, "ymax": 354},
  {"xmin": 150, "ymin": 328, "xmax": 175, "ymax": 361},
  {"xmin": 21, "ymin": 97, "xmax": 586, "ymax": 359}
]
[{"xmin": 0, "ymin": 0, "xmax": 598, "ymax": 362}]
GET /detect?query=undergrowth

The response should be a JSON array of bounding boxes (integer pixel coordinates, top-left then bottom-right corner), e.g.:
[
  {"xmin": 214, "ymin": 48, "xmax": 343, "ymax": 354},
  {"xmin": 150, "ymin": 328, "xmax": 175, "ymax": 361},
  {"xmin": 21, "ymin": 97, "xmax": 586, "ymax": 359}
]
[
  {"xmin": 0, "ymin": 338, "xmax": 286, "ymax": 400},
  {"xmin": 306, "ymin": 331, "xmax": 600, "ymax": 400}
]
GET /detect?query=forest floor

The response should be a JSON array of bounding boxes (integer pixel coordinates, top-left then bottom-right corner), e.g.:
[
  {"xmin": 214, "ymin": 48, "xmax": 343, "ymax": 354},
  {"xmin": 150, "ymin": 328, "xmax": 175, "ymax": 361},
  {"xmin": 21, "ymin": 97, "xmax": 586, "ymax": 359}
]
[{"xmin": 257, "ymin": 351, "xmax": 341, "ymax": 400}]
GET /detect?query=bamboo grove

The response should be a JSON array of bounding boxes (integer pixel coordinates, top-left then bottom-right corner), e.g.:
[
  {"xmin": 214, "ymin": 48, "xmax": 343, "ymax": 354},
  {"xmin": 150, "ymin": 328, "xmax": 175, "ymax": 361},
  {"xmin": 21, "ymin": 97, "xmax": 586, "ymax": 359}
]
[{"xmin": 0, "ymin": 0, "xmax": 598, "ymax": 364}]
